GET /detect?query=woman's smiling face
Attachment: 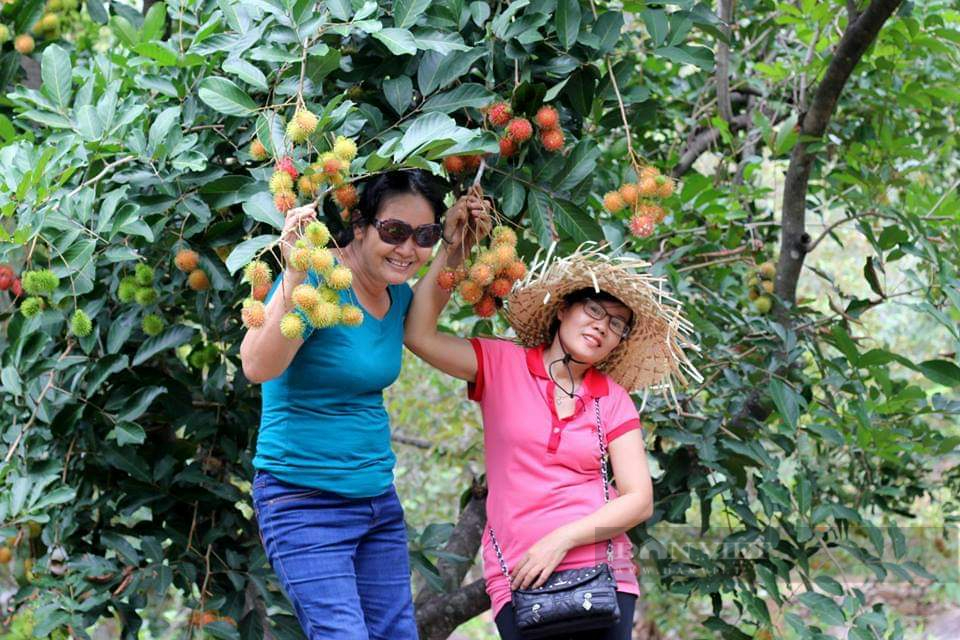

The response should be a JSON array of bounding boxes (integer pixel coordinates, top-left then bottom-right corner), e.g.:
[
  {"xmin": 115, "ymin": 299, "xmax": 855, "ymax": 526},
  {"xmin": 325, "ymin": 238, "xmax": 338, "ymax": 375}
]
[
  {"xmin": 555, "ymin": 297, "xmax": 632, "ymax": 364},
  {"xmin": 353, "ymin": 192, "xmax": 437, "ymax": 285}
]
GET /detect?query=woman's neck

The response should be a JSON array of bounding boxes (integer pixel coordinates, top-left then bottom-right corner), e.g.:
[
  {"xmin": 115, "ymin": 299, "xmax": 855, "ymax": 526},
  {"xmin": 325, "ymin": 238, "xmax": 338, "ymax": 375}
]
[
  {"xmin": 543, "ymin": 338, "xmax": 590, "ymax": 391},
  {"xmin": 339, "ymin": 244, "xmax": 388, "ymax": 300}
]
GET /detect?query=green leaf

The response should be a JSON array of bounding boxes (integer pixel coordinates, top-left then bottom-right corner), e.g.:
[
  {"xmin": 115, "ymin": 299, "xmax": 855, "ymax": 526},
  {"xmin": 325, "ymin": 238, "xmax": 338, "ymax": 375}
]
[
  {"xmin": 592, "ymin": 11, "xmax": 623, "ymax": 55},
  {"xmin": 383, "ymin": 76, "xmax": 413, "ymax": 115},
  {"xmin": 813, "ymin": 575, "xmax": 844, "ymax": 597},
  {"xmin": 798, "ymin": 591, "xmax": 846, "ymax": 626},
  {"xmin": 141, "ymin": 1, "xmax": 167, "ymax": 41},
  {"xmin": 133, "ymin": 326, "xmax": 196, "ymax": 366},
  {"xmin": 110, "ymin": 421, "xmax": 146, "ymax": 446},
  {"xmin": 222, "ymin": 58, "xmax": 268, "ymax": 91},
  {"xmin": 526, "ymin": 189, "xmax": 557, "ymax": 247},
  {"xmin": 198, "ymin": 77, "xmax": 258, "ymax": 116},
  {"xmin": 556, "ymin": 0, "xmax": 582, "ymax": 50},
  {"xmin": 87, "ymin": 0, "xmax": 108, "ymax": 23},
  {"xmin": 243, "ymin": 192, "xmax": 284, "ymax": 229},
  {"xmin": 395, "ymin": 112, "xmax": 459, "ymax": 160},
  {"xmin": 413, "ymin": 30, "xmax": 470, "ymax": 55},
  {"xmin": 75, "ymin": 105, "xmax": 104, "ymax": 140},
  {"xmin": 492, "ymin": 0, "xmax": 529, "ymax": 38},
  {"xmin": 134, "ymin": 41, "xmax": 179, "ymax": 66},
  {"xmin": 555, "ymin": 199, "xmax": 603, "ymax": 244},
  {"xmin": 373, "ymin": 28, "xmax": 418, "ymax": 56},
  {"xmin": 148, "ymin": 106, "xmax": 181, "ymax": 155},
  {"xmin": 564, "ymin": 66, "xmax": 598, "ymax": 117},
  {"xmin": 916, "ymin": 359, "xmax": 960, "ymax": 387},
  {"xmin": 41, "ymin": 44, "xmax": 72, "ymax": 110},
  {"xmin": 642, "ymin": 9, "xmax": 669, "ymax": 47},
  {"xmin": 255, "ymin": 110, "xmax": 286, "ymax": 159},
  {"xmin": 501, "ymin": 178, "xmax": 526, "ymax": 217},
  {"xmin": 769, "ymin": 378, "xmax": 800, "ymax": 429},
  {"xmin": 654, "ymin": 45, "xmax": 715, "ymax": 71},
  {"xmin": 226, "ymin": 235, "xmax": 279, "ymax": 275},
  {"xmin": 326, "ymin": 0, "xmax": 352, "ymax": 20},
  {"xmin": 878, "ymin": 225, "xmax": 909, "ymax": 249},
  {"xmin": 394, "ymin": 0, "xmax": 431, "ymax": 28},
  {"xmin": 422, "ymin": 83, "xmax": 494, "ymax": 112},
  {"xmin": 863, "ymin": 256, "xmax": 884, "ymax": 297},
  {"xmin": 116, "ymin": 386, "xmax": 166, "ymax": 422}
]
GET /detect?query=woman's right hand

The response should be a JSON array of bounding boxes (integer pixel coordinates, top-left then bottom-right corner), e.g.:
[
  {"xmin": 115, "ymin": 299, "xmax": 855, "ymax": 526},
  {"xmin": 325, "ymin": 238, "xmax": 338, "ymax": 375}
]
[{"xmin": 279, "ymin": 202, "xmax": 318, "ymax": 268}]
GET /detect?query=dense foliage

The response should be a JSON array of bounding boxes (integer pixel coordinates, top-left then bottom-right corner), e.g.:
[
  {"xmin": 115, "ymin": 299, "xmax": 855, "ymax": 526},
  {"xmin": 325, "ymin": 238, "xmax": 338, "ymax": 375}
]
[{"xmin": 0, "ymin": 0, "xmax": 958, "ymax": 638}]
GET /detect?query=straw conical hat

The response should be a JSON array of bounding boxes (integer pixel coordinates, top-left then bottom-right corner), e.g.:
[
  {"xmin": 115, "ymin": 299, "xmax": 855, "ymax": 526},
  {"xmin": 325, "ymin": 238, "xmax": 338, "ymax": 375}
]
[{"xmin": 504, "ymin": 245, "xmax": 701, "ymax": 396}]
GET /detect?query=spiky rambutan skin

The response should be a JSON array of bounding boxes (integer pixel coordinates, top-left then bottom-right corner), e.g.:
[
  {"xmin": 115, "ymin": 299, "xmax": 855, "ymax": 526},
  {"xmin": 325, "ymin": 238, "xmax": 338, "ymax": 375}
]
[
  {"xmin": 135, "ymin": 263, "xmax": 154, "ymax": 286},
  {"xmin": 10, "ymin": 278, "xmax": 21, "ymax": 298},
  {"xmin": 187, "ymin": 269, "xmax": 210, "ymax": 291},
  {"xmin": 244, "ymin": 260, "xmax": 272, "ymax": 287},
  {"xmin": 298, "ymin": 176, "xmax": 318, "ymax": 198},
  {"xmin": 310, "ymin": 247, "xmax": 334, "ymax": 274},
  {"xmin": 603, "ymin": 191, "xmax": 626, "ymax": 213},
  {"xmin": 276, "ymin": 156, "xmax": 298, "ymax": 180},
  {"xmin": 758, "ymin": 261, "xmax": 777, "ymax": 280},
  {"xmin": 492, "ymin": 225, "xmax": 517, "ymax": 246},
  {"xmin": 333, "ymin": 184, "xmax": 358, "ymax": 209},
  {"xmin": 489, "ymin": 277, "xmax": 512, "ymax": 298},
  {"xmin": 142, "ymin": 314, "xmax": 164, "ymax": 336},
  {"xmin": 318, "ymin": 286, "xmax": 339, "ymax": 305},
  {"xmin": 135, "ymin": 287, "xmax": 158, "ymax": 305},
  {"xmin": 443, "ymin": 156, "xmax": 466, "ymax": 175},
  {"xmin": 458, "ymin": 279, "xmax": 483, "ymax": 304},
  {"xmin": 637, "ymin": 177, "xmax": 658, "ymax": 198},
  {"xmin": 320, "ymin": 153, "xmax": 343, "ymax": 177},
  {"xmin": 453, "ymin": 266, "xmax": 468, "ymax": 285},
  {"xmin": 70, "ymin": 309, "xmax": 93, "ymax": 337},
  {"xmin": 534, "ymin": 105, "xmax": 560, "ymax": 130},
  {"xmin": 619, "ymin": 183, "xmax": 639, "ymax": 207},
  {"xmin": 250, "ymin": 139, "xmax": 269, "ymax": 161},
  {"xmin": 637, "ymin": 202, "xmax": 665, "ymax": 223},
  {"xmin": 280, "ymin": 312, "xmax": 306, "ymax": 339},
  {"xmin": 292, "ymin": 284, "xmax": 320, "ymax": 310},
  {"xmin": 507, "ymin": 118, "xmax": 533, "ymax": 142},
  {"xmin": 487, "ymin": 101, "xmax": 512, "ymax": 127},
  {"xmin": 437, "ymin": 268, "xmax": 457, "ymax": 291},
  {"xmin": 340, "ymin": 304, "xmax": 363, "ymax": 327},
  {"xmin": 174, "ymin": 249, "xmax": 200, "ymax": 273},
  {"xmin": 629, "ymin": 214, "xmax": 655, "ymax": 238},
  {"xmin": 639, "ymin": 165, "xmax": 660, "ymax": 181},
  {"xmin": 753, "ymin": 295, "xmax": 772, "ymax": 314},
  {"xmin": 269, "ymin": 171, "xmax": 294, "ymax": 195},
  {"xmin": 333, "ymin": 136, "xmax": 357, "ymax": 162},
  {"xmin": 493, "ymin": 243, "xmax": 517, "ymax": 269},
  {"xmin": 761, "ymin": 280, "xmax": 774, "ymax": 294},
  {"xmin": 240, "ymin": 299, "xmax": 266, "ymax": 329},
  {"xmin": 499, "ymin": 137, "xmax": 517, "ymax": 158},
  {"xmin": 252, "ymin": 283, "xmax": 270, "ymax": 301},
  {"xmin": 469, "ymin": 263, "xmax": 495, "ymax": 287},
  {"xmin": 289, "ymin": 245, "xmax": 312, "ymax": 272},
  {"xmin": 22, "ymin": 269, "xmax": 59, "ymax": 295},
  {"xmin": 307, "ymin": 301, "xmax": 340, "ymax": 328},
  {"xmin": 286, "ymin": 119, "xmax": 307, "ymax": 144},
  {"xmin": 465, "ymin": 155, "xmax": 482, "ymax": 171},
  {"xmin": 305, "ymin": 221, "xmax": 331, "ymax": 247},
  {"xmin": 473, "ymin": 295, "xmax": 497, "ymax": 318},
  {"xmin": 20, "ymin": 296, "xmax": 43, "ymax": 318},
  {"xmin": 505, "ymin": 260, "xmax": 527, "ymax": 281},
  {"xmin": 274, "ymin": 191, "xmax": 297, "ymax": 214},
  {"xmin": 477, "ymin": 251, "xmax": 499, "ymax": 268},
  {"xmin": 540, "ymin": 128, "xmax": 564, "ymax": 152},
  {"xmin": 118, "ymin": 276, "xmax": 138, "ymax": 303},
  {"xmin": 14, "ymin": 34, "xmax": 34, "ymax": 55},
  {"xmin": 295, "ymin": 108, "xmax": 318, "ymax": 135},
  {"xmin": 656, "ymin": 176, "xmax": 675, "ymax": 198},
  {"xmin": 327, "ymin": 265, "xmax": 352, "ymax": 290}
]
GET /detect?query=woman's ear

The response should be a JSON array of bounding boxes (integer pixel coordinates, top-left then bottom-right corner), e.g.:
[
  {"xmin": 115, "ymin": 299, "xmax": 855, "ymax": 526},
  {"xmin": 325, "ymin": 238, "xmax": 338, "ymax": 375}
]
[{"xmin": 353, "ymin": 222, "xmax": 364, "ymax": 244}]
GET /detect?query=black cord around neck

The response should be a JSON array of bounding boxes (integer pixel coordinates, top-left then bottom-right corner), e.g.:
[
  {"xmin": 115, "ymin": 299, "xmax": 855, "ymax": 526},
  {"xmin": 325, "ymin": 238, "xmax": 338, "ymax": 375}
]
[{"xmin": 547, "ymin": 336, "xmax": 588, "ymax": 399}]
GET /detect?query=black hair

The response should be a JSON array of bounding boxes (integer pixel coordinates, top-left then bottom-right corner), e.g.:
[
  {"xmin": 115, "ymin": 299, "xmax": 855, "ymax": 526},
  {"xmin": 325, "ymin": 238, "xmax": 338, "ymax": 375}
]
[
  {"xmin": 334, "ymin": 169, "xmax": 449, "ymax": 246},
  {"xmin": 547, "ymin": 287, "xmax": 633, "ymax": 341}
]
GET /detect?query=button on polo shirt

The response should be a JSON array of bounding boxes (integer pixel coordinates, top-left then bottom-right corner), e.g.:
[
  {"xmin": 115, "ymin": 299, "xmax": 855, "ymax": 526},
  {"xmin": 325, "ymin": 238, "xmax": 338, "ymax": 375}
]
[{"xmin": 467, "ymin": 338, "xmax": 643, "ymax": 618}]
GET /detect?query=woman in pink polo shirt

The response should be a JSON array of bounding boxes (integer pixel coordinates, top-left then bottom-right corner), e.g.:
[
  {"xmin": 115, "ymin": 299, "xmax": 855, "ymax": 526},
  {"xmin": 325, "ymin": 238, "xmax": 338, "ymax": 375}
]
[{"xmin": 406, "ymin": 244, "xmax": 698, "ymax": 639}]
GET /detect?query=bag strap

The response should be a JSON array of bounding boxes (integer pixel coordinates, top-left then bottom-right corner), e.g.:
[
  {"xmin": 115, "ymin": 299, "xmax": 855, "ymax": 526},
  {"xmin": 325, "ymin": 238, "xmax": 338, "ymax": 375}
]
[{"xmin": 489, "ymin": 398, "xmax": 614, "ymax": 581}]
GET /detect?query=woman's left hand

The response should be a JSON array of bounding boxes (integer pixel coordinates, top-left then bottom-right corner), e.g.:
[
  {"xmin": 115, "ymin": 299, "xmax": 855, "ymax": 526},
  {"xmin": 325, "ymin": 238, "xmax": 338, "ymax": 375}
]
[
  {"xmin": 442, "ymin": 187, "xmax": 490, "ymax": 252},
  {"xmin": 510, "ymin": 527, "xmax": 575, "ymax": 590}
]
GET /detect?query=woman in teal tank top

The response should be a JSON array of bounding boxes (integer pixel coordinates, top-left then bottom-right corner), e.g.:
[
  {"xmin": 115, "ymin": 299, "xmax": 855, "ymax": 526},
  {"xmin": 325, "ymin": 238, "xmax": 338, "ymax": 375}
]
[{"xmin": 240, "ymin": 170, "xmax": 487, "ymax": 639}]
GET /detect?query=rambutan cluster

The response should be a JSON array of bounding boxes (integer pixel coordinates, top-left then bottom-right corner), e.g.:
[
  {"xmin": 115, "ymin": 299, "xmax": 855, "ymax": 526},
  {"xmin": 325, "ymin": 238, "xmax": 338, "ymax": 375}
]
[
  {"xmin": 172, "ymin": 248, "xmax": 210, "ymax": 292},
  {"xmin": 602, "ymin": 165, "xmax": 675, "ymax": 239},
  {"xmin": 745, "ymin": 261, "xmax": 777, "ymax": 314},
  {"xmin": 241, "ymin": 221, "xmax": 363, "ymax": 337},
  {"xmin": 19, "ymin": 268, "xmax": 62, "ymax": 321},
  {"xmin": 437, "ymin": 225, "xmax": 526, "ymax": 318},
  {"xmin": 0, "ymin": 264, "xmax": 22, "ymax": 299},
  {"xmin": 485, "ymin": 101, "xmax": 566, "ymax": 158}
]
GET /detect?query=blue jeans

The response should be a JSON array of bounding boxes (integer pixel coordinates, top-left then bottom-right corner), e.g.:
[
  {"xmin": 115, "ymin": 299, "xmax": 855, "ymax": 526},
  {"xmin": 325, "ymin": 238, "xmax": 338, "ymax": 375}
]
[{"xmin": 252, "ymin": 471, "xmax": 419, "ymax": 640}]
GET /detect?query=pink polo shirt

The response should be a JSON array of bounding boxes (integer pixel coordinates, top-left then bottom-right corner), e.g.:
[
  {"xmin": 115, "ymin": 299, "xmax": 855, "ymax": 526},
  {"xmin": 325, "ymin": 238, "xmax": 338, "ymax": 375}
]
[{"xmin": 468, "ymin": 338, "xmax": 643, "ymax": 618}]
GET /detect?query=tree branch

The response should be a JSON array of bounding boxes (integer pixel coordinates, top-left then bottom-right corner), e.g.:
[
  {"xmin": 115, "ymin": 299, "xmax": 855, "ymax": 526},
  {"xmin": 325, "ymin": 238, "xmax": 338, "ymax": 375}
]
[
  {"xmin": 415, "ymin": 579, "xmax": 490, "ymax": 640},
  {"xmin": 775, "ymin": 0, "xmax": 903, "ymax": 308},
  {"xmin": 672, "ymin": 113, "xmax": 751, "ymax": 177}
]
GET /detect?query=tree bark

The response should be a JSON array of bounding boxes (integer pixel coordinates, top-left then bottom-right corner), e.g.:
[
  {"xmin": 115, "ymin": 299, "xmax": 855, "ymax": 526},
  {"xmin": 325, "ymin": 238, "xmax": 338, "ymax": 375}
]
[
  {"xmin": 715, "ymin": 0, "xmax": 735, "ymax": 123},
  {"xmin": 775, "ymin": 0, "xmax": 903, "ymax": 306}
]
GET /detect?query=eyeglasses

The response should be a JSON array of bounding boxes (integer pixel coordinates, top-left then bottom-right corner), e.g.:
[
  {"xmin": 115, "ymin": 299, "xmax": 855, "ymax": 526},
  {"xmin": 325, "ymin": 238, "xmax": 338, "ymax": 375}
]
[
  {"xmin": 581, "ymin": 298, "xmax": 631, "ymax": 339},
  {"xmin": 372, "ymin": 219, "xmax": 443, "ymax": 248}
]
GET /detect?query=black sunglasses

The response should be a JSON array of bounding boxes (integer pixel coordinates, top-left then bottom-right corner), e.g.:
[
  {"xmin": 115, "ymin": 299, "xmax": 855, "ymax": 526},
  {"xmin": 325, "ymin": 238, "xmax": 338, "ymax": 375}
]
[{"xmin": 372, "ymin": 219, "xmax": 443, "ymax": 248}]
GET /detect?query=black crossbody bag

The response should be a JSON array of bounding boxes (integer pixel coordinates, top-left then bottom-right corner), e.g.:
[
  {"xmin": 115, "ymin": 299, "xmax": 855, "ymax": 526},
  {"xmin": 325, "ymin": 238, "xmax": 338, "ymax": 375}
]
[{"xmin": 489, "ymin": 399, "xmax": 621, "ymax": 639}]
